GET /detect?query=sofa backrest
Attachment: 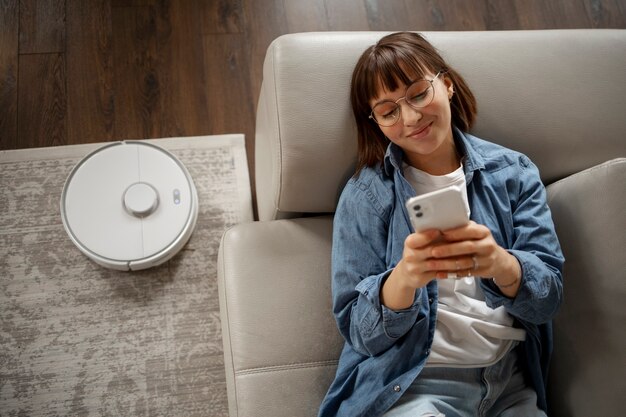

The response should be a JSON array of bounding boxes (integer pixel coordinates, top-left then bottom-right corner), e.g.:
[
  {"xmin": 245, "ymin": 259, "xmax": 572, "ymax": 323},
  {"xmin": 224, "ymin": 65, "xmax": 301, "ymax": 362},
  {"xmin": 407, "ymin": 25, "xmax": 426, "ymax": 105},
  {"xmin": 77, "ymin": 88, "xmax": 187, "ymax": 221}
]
[{"xmin": 255, "ymin": 30, "xmax": 626, "ymax": 220}]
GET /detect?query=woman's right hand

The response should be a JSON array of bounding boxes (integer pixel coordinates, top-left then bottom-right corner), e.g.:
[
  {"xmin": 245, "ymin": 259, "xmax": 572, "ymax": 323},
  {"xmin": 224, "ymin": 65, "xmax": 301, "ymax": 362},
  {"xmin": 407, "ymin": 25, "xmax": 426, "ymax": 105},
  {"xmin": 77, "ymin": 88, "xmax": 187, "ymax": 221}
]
[{"xmin": 381, "ymin": 229, "xmax": 442, "ymax": 310}]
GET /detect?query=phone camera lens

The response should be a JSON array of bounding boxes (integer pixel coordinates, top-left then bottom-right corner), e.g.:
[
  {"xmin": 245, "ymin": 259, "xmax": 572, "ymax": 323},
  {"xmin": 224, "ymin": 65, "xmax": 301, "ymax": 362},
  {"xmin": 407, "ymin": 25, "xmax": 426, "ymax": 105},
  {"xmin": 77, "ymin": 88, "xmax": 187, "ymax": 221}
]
[
  {"xmin": 416, "ymin": 212, "xmax": 423, "ymax": 218},
  {"xmin": 413, "ymin": 205, "xmax": 421, "ymax": 211}
]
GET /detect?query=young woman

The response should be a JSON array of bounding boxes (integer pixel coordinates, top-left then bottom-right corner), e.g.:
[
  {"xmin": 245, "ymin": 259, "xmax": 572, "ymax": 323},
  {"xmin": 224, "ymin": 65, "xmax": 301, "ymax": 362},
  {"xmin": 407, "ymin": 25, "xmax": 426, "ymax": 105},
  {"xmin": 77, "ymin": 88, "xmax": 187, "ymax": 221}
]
[{"xmin": 318, "ymin": 32, "xmax": 564, "ymax": 417}]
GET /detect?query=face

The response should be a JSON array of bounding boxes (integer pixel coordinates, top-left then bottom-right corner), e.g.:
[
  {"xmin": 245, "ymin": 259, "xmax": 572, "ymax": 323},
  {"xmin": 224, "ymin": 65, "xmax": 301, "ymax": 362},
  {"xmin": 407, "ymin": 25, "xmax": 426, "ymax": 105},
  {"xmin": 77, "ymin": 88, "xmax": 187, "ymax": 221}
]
[{"xmin": 369, "ymin": 71, "xmax": 456, "ymax": 173}]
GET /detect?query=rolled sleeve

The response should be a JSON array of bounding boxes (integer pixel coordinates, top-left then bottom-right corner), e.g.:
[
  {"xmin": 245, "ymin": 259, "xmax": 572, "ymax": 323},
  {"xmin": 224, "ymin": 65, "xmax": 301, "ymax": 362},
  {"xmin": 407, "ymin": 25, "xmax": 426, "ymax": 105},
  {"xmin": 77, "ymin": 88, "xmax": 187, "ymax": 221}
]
[
  {"xmin": 381, "ymin": 301, "xmax": 422, "ymax": 339},
  {"xmin": 338, "ymin": 272, "xmax": 421, "ymax": 355},
  {"xmin": 332, "ymin": 178, "xmax": 423, "ymax": 357},
  {"xmin": 508, "ymin": 249, "xmax": 562, "ymax": 322},
  {"xmin": 482, "ymin": 158, "xmax": 564, "ymax": 324},
  {"xmin": 355, "ymin": 273, "xmax": 422, "ymax": 339}
]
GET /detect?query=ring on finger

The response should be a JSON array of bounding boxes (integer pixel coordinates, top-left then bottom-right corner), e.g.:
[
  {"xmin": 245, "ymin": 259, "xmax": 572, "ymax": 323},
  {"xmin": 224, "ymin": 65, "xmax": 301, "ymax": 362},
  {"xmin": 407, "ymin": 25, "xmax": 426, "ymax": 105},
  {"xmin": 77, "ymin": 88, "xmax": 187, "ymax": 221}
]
[
  {"xmin": 472, "ymin": 255, "xmax": 478, "ymax": 271},
  {"xmin": 455, "ymin": 259, "xmax": 461, "ymax": 270}
]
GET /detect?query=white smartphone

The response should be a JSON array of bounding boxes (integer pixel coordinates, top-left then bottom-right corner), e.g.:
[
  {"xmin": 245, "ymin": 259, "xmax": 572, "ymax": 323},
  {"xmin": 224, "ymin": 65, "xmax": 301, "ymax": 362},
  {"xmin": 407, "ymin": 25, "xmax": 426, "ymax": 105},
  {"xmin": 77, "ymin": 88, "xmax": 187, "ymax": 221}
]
[{"xmin": 405, "ymin": 185, "xmax": 470, "ymax": 233}]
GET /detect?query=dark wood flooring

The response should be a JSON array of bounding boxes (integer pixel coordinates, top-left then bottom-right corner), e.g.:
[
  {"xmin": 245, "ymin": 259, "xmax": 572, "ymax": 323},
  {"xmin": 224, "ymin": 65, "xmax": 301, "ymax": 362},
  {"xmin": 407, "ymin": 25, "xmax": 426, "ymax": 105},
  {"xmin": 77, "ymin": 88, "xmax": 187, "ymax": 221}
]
[{"xmin": 2, "ymin": 0, "xmax": 625, "ymax": 198}]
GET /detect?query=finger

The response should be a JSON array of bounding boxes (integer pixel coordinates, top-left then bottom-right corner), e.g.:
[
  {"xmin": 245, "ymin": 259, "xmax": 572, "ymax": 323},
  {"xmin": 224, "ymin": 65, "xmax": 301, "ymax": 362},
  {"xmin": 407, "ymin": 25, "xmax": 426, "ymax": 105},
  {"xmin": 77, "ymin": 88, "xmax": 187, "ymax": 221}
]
[
  {"xmin": 441, "ymin": 221, "xmax": 489, "ymax": 242},
  {"xmin": 431, "ymin": 240, "xmax": 478, "ymax": 259},
  {"xmin": 405, "ymin": 229, "xmax": 442, "ymax": 249},
  {"xmin": 426, "ymin": 255, "xmax": 476, "ymax": 273},
  {"xmin": 436, "ymin": 265, "xmax": 480, "ymax": 280},
  {"xmin": 435, "ymin": 271, "xmax": 457, "ymax": 279},
  {"xmin": 394, "ymin": 257, "xmax": 440, "ymax": 287}
]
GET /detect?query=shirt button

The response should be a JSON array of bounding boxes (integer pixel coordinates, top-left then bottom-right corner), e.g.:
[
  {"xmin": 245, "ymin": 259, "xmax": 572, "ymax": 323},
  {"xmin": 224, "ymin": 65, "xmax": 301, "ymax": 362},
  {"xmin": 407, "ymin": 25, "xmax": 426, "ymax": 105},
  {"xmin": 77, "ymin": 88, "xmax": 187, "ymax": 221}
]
[
  {"xmin": 393, "ymin": 385, "xmax": 401, "ymax": 392},
  {"xmin": 428, "ymin": 298, "xmax": 434, "ymax": 304}
]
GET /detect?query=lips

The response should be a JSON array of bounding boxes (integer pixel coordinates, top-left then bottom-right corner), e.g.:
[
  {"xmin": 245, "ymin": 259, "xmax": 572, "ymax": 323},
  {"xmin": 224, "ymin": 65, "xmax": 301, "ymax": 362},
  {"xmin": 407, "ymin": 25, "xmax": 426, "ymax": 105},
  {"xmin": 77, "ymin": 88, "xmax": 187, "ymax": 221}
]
[{"xmin": 407, "ymin": 121, "xmax": 433, "ymax": 139}]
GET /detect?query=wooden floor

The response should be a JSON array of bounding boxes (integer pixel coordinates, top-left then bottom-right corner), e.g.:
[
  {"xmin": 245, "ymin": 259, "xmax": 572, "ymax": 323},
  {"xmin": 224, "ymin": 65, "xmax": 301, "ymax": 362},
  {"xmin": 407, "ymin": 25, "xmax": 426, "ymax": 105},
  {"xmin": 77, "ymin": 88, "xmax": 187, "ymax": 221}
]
[{"xmin": 2, "ymin": 0, "xmax": 625, "ymax": 182}]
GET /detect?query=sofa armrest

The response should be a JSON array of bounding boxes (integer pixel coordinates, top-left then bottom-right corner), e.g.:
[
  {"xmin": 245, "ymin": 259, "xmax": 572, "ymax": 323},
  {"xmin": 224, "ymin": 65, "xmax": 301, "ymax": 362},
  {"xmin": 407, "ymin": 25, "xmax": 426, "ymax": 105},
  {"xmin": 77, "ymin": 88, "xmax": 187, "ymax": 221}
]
[{"xmin": 218, "ymin": 216, "xmax": 343, "ymax": 417}]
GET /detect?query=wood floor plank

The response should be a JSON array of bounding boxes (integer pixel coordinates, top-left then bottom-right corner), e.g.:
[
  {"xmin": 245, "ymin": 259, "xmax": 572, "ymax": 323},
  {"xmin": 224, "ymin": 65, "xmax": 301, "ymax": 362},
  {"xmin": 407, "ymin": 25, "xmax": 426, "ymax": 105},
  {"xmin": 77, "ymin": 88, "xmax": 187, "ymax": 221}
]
[
  {"xmin": 5, "ymin": 0, "xmax": 624, "ymax": 153},
  {"xmin": 284, "ymin": 0, "xmax": 329, "ymax": 32},
  {"xmin": 202, "ymin": 34, "xmax": 254, "ymax": 137},
  {"xmin": 198, "ymin": 0, "xmax": 244, "ymax": 34},
  {"xmin": 325, "ymin": 0, "xmax": 370, "ymax": 31},
  {"xmin": 19, "ymin": 0, "xmax": 66, "ymax": 54},
  {"xmin": 514, "ymin": 0, "xmax": 591, "ymax": 29},
  {"xmin": 0, "ymin": 0, "xmax": 18, "ymax": 150},
  {"xmin": 584, "ymin": 0, "xmax": 626, "ymax": 28},
  {"xmin": 483, "ymin": 0, "xmax": 522, "ymax": 30},
  {"xmin": 202, "ymin": 33, "xmax": 256, "ymax": 209},
  {"xmin": 111, "ymin": 0, "xmax": 155, "ymax": 6},
  {"xmin": 365, "ymin": 0, "xmax": 488, "ymax": 31},
  {"xmin": 420, "ymin": 0, "xmax": 488, "ymax": 31},
  {"xmin": 364, "ymin": 0, "xmax": 414, "ymax": 31},
  {"xmin": 66, "ymin": 0, "xmax": 115, "ymax": 144},
  {"xmin": 111, "ymin": 5, "xmax": 161, "ymax": 139},
  {"xmin": 242, "ymin": 0, "xmax": 289, "ymax": 106},
  {"xmin": 17, "ymin": 53, "xmax": 66, "ymax": 148},
  {"xmin": 150, "ymin": 0, "xmax": 211, "ymax": 138}
]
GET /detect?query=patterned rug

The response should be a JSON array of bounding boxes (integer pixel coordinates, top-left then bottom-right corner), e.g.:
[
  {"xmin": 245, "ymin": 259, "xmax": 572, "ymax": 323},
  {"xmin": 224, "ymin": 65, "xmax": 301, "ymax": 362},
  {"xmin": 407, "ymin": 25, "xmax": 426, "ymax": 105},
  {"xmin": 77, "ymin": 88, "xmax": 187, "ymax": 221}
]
[{"xmin": 0, "ymin": 135, "xmax": 252, "ymax": 416}]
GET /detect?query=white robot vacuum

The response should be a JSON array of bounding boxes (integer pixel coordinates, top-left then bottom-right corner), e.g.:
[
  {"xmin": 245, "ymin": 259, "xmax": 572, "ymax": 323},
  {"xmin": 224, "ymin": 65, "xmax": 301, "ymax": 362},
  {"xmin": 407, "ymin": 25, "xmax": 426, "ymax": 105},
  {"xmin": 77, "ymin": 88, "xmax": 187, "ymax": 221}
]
[{"xmin": 60, "ymin": 141, "xmax": 199, "ymax": 271}]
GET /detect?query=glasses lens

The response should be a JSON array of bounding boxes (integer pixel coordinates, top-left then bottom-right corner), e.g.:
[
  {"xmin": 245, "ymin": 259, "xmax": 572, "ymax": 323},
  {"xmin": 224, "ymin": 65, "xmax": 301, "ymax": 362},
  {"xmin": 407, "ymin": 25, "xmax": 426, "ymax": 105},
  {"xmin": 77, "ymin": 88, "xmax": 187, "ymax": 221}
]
[
  {"xmin": 372, "ymin": 102, "xmax": 400, "ymax": 127},
  {"xmin": 406, "ymin": 80, "xmax": 434, "ymax": 108}
]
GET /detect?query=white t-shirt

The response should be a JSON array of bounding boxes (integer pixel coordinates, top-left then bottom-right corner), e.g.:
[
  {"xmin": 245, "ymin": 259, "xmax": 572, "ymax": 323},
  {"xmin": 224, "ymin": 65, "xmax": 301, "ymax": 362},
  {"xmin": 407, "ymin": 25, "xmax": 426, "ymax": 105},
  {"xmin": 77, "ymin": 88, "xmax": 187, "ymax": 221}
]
[{"xmin": 403, "ymin": 162, "xmax": 526, "ymax": 368}]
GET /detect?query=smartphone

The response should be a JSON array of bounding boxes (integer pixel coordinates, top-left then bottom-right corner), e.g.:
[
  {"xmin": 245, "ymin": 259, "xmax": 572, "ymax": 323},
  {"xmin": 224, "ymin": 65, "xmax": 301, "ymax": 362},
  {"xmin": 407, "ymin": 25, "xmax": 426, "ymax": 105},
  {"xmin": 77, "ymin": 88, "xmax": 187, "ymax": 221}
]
[{"xmin": 405, "ymin": 185, "xmax": 470, "ymax": 233}]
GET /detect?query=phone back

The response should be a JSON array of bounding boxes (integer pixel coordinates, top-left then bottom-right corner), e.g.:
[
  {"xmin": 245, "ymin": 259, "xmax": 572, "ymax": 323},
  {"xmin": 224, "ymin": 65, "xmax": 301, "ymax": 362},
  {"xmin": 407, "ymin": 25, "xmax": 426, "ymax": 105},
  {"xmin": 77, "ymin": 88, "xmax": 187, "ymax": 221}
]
[{"xmin": 405, "ymin": 185, "xmax": 469, "ymax": 232}]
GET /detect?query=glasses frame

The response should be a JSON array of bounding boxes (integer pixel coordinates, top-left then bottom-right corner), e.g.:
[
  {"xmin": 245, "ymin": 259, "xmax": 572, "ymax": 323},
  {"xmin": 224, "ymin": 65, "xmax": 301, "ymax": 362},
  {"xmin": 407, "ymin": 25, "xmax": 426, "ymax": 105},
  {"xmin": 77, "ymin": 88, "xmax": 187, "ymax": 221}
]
[{"xmin": 369, "ymin": 71, "xmax": 444, "ymax": 127}]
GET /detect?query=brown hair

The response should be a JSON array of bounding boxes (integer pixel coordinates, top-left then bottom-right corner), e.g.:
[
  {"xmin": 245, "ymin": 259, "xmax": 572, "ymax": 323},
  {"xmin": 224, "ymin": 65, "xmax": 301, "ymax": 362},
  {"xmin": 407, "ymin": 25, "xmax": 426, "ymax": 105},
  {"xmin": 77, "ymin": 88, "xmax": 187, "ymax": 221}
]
[{"xmin": 350, "ymin": 32, "xmax": 477, "ymax": 175}]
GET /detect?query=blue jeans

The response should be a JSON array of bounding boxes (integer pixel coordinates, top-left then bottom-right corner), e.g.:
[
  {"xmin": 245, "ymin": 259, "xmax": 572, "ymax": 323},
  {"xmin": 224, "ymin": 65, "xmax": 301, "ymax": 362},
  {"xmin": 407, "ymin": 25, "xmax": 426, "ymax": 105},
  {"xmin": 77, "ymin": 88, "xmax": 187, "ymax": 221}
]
[{"xmin": 382, "ymin": 344, "xmax": 546, "ymax": 417}]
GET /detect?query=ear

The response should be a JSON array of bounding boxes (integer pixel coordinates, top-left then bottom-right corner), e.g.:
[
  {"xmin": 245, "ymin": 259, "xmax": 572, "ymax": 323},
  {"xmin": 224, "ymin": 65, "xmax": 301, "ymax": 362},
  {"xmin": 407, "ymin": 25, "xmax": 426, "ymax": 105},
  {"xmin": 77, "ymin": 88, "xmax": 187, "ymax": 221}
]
[{"xmin": 443, "ymin": 76, "xmax": 454, "ymax": 96}]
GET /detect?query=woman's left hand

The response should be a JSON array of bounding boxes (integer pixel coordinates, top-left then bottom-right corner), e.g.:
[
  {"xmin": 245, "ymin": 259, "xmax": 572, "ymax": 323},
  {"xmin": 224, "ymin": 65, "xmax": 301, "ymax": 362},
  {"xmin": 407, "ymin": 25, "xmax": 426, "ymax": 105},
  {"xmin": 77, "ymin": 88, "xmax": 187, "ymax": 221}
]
[{"xmin": 427, "ymin": 221, "xmax": 522, "ymax": 297}]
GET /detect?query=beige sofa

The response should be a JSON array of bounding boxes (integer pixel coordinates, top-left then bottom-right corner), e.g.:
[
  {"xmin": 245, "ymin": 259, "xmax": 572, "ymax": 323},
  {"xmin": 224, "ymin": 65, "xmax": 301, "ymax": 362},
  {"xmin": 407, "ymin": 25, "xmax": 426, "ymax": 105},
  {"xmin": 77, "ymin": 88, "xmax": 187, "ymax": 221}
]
[{"xmin": 218, "ymin": 30, "xmax": 626, "ymax": 417}]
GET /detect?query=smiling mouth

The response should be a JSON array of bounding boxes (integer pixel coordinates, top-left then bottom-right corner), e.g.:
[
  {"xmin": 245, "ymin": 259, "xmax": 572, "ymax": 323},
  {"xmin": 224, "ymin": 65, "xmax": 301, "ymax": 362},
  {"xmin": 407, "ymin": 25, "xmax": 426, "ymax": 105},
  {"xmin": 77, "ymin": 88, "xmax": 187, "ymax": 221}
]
[{"xmin": 408, "ymin": 122, "xmax": 432, "ymax": 138}]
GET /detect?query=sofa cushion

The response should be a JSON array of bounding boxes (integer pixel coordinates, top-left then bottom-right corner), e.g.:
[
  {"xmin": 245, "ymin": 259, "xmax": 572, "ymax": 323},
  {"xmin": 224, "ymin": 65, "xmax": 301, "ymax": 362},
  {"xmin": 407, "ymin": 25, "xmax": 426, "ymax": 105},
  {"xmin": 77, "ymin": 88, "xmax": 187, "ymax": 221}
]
[
  {"xmin": 546, "ymin": 158, "xmax": 626, "ymax": 416},
  {"xmin": 218, "ymin": 216, "xmax": 343, "ymax": 417}
]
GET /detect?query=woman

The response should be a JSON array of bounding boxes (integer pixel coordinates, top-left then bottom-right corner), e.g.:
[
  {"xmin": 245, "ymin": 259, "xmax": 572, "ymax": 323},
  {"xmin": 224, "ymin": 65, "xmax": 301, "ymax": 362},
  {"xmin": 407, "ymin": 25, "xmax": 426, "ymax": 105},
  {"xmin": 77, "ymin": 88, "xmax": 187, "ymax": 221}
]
[{"xmin": 318, "ymin": 32, "xmax": 564, "ymax": 417}]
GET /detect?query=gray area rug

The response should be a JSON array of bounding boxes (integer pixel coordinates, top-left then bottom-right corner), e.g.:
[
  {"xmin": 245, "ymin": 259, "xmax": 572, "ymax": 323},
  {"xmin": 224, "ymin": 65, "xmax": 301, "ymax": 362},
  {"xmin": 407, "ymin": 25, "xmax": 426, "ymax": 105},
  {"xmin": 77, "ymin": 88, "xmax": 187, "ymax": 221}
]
[{"xmin": 0, "ymin": 135, "xmax": 252, "ymax": 416}]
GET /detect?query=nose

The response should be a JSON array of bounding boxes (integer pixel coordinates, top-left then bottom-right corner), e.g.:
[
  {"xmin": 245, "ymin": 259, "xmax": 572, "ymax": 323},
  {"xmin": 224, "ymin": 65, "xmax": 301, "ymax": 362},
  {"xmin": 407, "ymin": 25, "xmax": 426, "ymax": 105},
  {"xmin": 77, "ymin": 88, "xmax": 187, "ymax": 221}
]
[{"xmin": 399, "ymin": 100, "xmax": 422, "ymax": 125}]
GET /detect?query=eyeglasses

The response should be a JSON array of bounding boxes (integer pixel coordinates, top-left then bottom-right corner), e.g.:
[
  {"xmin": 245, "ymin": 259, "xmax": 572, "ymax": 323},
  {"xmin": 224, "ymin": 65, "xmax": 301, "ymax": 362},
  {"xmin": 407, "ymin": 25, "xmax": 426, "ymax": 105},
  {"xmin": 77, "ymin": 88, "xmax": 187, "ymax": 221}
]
[{"xmin": 369, "ymin": 71, "xmax": 444, "ymax": 127}]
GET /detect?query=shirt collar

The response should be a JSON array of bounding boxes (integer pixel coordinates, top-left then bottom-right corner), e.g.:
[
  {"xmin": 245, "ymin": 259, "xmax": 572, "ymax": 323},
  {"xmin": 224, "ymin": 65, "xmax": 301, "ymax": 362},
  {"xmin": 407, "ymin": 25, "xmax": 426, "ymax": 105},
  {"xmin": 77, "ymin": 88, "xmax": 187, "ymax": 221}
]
[{"xmin": 383, "ymin": 126, "xmax": 485, "ymax": 176}]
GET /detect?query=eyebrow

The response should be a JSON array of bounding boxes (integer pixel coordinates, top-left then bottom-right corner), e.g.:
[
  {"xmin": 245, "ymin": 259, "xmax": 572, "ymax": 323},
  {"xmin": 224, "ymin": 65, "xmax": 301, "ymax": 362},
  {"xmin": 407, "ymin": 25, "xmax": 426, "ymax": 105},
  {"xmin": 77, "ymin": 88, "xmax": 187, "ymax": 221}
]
[
  {"xmin": 371, "ymin": 71, "xmax": 440, "ymax": 108},
  {"xmin": 371, "ymin": 79, "xmax": 417, "ymax": 107}
]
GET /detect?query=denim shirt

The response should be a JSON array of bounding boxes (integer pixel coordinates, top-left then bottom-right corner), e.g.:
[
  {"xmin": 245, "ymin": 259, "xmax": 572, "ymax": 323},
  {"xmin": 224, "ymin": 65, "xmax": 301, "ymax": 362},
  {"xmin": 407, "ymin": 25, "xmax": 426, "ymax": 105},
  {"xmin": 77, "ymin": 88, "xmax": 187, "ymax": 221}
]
[{"xmin": 318, "ymin": 128, "xmax": 564, "ymax": 417}]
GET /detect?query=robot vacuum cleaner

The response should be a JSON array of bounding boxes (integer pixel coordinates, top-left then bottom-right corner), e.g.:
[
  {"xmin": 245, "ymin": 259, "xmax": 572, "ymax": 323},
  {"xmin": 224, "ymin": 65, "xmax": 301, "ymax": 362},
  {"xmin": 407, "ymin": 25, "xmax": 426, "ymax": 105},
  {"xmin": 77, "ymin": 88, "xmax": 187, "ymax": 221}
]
[{"xmin": 60, "ymin": 141, "xmax": 199, "ymax": 271}]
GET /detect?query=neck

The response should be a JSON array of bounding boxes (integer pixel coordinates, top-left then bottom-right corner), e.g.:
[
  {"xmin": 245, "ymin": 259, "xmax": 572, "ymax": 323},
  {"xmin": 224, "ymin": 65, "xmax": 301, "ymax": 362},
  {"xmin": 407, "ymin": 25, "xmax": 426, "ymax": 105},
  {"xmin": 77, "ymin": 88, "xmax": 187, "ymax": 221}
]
[{"xmin": 406, "ymin": 139, "xmax": 461, "ymax": 175}]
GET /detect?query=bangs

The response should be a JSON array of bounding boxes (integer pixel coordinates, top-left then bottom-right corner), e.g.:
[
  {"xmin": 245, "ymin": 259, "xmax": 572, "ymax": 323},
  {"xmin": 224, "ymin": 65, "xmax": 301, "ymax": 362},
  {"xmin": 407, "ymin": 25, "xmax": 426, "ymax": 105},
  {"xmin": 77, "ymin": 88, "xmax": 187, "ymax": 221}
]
[
  {"xmin": 354, "ymin": 44, "xmax": 435, "ymax": 117},
  {"xmin": 370, "ymin": 48, "xmax": 430, "ymax": 96}
]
